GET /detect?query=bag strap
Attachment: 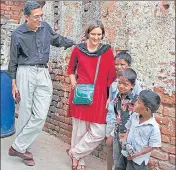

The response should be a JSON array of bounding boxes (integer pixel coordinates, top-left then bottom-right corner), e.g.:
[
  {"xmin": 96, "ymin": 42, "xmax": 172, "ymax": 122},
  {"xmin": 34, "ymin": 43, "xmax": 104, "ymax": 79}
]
[{"xmin": 93, "ymin": 55, "xmax": 101, "ymax": 85}]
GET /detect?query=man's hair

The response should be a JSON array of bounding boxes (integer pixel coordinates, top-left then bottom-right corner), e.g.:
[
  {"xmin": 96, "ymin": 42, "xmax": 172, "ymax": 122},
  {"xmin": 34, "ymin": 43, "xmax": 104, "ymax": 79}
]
[
  {"xmin": 24, "ymin": 1, "xmax": 41, "ymax": 16},
  {"xmin": 118, "ymin": 68, "xmax": 137, "ymax": 85},
  {"xmin": 115, "ymin": 51, "xmax": 132, "ymax": 66},
  {"xmin": 139, "ymin": 90, "xmax": 161, "ymax": 113},
  {"xmin": 85, "ymin": 20, "xmax": 105, "ymax": 39}
]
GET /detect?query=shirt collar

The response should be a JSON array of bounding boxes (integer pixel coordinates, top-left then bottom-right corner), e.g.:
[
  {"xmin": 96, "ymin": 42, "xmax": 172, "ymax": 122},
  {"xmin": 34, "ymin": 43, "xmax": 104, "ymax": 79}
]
[
  {"xmin": 19, "ymin": 21, "xmax": 45, "ymax": 33},
  {"xmin": 135, "ymin": 113, "xmax": 156, "ymax": 126},
  {"xmin": 116, "ymin": 91, "xmax": 134, "ymax": 100}
]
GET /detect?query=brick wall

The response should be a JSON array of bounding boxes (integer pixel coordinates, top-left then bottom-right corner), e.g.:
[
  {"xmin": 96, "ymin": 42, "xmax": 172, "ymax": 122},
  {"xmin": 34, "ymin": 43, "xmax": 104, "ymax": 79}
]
[
  {"xmin": 0, "ymin": 1, "xmax": 25, "ymax": 23},
  {"xmin": 1, "ymin": 1, "xmax": 175, "ymax": 170}
]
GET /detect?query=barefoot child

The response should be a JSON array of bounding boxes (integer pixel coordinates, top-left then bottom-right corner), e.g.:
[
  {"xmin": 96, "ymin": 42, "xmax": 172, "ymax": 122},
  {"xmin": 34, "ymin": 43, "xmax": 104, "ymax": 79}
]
[
  {"xmin": 106, "ymin": 51, "xmax": 141, "ymax": 170},
  {"xmin": 119, "ymin": 90, "xmax": 161, "ymax": 170}
]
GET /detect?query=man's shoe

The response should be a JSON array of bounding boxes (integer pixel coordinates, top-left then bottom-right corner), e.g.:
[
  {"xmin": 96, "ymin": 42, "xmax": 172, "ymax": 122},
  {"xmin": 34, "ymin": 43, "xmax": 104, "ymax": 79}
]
[
  {"xmin": 8, "ymin": 147, "xmax": 33, "ymax": 160},
  {"xmin": 23, "ymin": 158, "xmax": 35, "ymax": 166}
]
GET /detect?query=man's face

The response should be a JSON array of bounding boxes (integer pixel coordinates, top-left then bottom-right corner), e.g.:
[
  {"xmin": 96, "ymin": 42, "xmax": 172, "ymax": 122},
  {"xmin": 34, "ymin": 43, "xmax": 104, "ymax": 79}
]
[
  {"xmin": 117, "ymin": 76, "xmax": 134, "ymax": 95},
  {"xmin": 25, "ymin": 7, "xmax": 43, "ymax": 30},
  {"xmin": 115, "ymin": 58, "xmax": 129, "ymax": 73}
]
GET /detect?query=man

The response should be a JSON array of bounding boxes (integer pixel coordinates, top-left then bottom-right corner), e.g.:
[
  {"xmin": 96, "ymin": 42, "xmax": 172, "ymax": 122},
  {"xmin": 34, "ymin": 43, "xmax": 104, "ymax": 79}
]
[{"xmin": 8, "ymin": 1, "xmax": 75, "ymax": 166}]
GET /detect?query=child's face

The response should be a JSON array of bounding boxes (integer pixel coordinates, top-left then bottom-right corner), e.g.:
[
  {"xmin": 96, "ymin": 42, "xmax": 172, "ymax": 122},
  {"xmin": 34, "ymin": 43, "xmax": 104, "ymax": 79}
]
[
  {"xmin": 133, "ymin": 98, "xmax": 147, "ymax": 115},
  {"xmin": 115, "ymin": 58, "xmax": 129, "ymax": 72},
  {"xmin": 117, "ymin": 76, "xmax": 135, "ymax": 95}
]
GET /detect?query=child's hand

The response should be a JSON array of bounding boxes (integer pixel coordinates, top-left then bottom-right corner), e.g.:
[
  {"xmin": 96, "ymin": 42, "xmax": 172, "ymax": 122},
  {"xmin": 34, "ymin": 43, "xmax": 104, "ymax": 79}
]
[
  {"xmin": 106, "ymin": 98, "xmax": 110, "ymax": 108},
  {"xmin": 116, "ymin": 116, "xmax": 122, "ymax": 124},
  {"xmin": 127, "ymin": 153, "xmax": 138, "ymax": 160}
]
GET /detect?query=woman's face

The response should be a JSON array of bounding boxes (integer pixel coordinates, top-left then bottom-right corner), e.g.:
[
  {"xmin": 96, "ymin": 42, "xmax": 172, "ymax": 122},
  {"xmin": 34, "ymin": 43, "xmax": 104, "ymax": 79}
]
[{"xmin": 88, "ymin": 27, "xmax": 103, "ymax": 47}]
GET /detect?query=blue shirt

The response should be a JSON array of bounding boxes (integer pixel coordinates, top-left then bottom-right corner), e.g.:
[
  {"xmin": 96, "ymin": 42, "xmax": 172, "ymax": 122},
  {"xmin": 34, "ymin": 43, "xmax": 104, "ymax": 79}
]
[
  {"xmin": 123, "ymin": 112, "xmax": 161, "ymax": 165},
  {"xmin": 8, "ymin": 21, "xmax": 75, "ymax": 79}
]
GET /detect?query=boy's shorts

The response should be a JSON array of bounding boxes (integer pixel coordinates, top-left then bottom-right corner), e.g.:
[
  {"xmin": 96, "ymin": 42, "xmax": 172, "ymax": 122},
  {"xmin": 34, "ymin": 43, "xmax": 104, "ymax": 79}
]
[
  {"xmin": 106, "ymin": 124, "xmax": 115, "ymax": 137},
  {"xmin": 114, "ymin": 156, "xmax": 148, "ymax": 170}
]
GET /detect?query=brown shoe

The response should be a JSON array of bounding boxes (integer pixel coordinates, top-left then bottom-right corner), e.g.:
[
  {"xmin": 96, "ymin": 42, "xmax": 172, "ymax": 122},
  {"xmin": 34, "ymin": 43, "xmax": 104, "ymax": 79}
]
[
  {"xmin": 23, "ymin": 158, "xmax": 35, "ymax": 166},
  {"xmin": 8, "ymin": 147, "xmax": 33, "ymax": 160}
]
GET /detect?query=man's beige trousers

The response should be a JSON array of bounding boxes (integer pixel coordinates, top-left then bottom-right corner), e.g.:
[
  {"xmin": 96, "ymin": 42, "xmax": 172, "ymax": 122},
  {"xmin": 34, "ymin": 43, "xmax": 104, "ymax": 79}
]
[{"xmin": 12, "ymin": 66, "xmax": 53, "ymax": 153}]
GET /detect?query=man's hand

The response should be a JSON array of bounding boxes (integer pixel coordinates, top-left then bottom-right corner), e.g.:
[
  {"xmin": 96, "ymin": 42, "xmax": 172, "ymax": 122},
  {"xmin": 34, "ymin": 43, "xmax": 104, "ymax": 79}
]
[{"xmin": 12, "ymin": 79, "xmax": 18, "ymax": 100}]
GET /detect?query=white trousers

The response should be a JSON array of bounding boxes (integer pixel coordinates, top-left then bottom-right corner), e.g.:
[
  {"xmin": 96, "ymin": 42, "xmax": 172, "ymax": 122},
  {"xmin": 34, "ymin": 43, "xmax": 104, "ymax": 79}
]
[
  {"xmin": 70, "ymin": 118, "xmax": 106, "ymax": 166},
  {"xmin": 12, "ymin": 66, "xmax": 53, "ymax": 153}
]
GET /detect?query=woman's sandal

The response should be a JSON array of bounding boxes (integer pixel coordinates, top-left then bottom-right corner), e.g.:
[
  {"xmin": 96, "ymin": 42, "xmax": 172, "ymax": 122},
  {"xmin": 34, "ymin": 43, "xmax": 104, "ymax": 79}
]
[
  {"xmin": 76, "ymin": 165, "xmax": 86, "ymax": 170},
  {"xmin": 66, "ymin": 149, "xmax": 78, "ymax": 170}
]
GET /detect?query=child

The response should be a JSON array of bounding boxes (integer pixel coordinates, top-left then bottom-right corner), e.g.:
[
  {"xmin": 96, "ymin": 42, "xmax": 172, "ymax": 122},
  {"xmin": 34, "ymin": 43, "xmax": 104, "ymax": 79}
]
[
  {"xmin": 118, "ymin": 90, "xmax": 161, "ymax": 170},
  {"xmin": 111, "ymin": 68, "xmax": 138, "ymax": 170},
  {"xmin": 106, "ymin": 51, "xmax": 142, "ymax": 170}
]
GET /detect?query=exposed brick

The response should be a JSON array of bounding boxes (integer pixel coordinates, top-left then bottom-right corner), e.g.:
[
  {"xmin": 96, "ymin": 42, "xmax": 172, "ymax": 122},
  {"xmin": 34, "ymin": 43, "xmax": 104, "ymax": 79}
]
[
  {"xmin": 63, "ymin": 104, "xmax": 69, "ymax": 111},
  {"xmin": 155, "ymin": 115, "xmax": 170, "ymax": 125},
  {"xmin": 151, "ymin": 150, "xmax": 169, "ymax": 160},
  {"xmin": 170, "ymin": 137, "xmax": 175, "ymax": 145},
  {"xmin": 64, "ymin": 130, "xmax": 72, "ymax": 138},
  {"xmin": 156, "ymin": 104, "xmax": 164, "ymax": 114},
  {"xmin": 159, "ymin": 161, "xmax": 175, "ymax": 170},
  {"xmin": 161, "ymin": 134, "xmax": 170, "ymax": 143},
  {"xmin": 0, "ymin": 5, "xmax": 11, "ymax": 11},
  {"xmin": 160, "ymin": 125, "xmax": 176, "ymax": 137},
  {"xmin": 62, "ymin": 84, "xmax": 72, "ymax": 92},
  {"xmin": 154, "ymin": 88, "xmax": 175, "ymax": 105},
  {"xmin": 169, "ymin": 154, "xmax": 176, "ymax": 165},
  {"xmin": 0, "ymin": 10, "xmax": 5, "ymax": 14},
  {"xmin": 57, "ymin": 102, "xmax": 63, "ymax": 109},
  {"xmin": 64, "ymin": 117, "xmax": 71, "ymax": 125},
  {"xmin": 163, "ymin": 106, "xmax": 175, "ymax": 118},
  {"xmin": 13, "ymin": 11, "xmax": 20, "ymax": 15},
  {"xmin": 148, "ymin": 157, "xmax": 158, "ymax": 168},
  {"xmin": 161, "ymin": 143, "xmax": 176, "ymax": 154},
  {"xmin": 5, "ymin": 1, "xmax": 14, "ymax": 5},
  {"xmin": 11, "ymin": 15, "xmax": 21, "ymax": 21}
]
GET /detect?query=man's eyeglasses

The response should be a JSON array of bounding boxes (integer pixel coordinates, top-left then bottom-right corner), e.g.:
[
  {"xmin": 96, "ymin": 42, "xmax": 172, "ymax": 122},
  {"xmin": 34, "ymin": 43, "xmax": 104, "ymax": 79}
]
[{"xmin": 30, "ymin": 14, "xmax": 43, "ymax": 20}]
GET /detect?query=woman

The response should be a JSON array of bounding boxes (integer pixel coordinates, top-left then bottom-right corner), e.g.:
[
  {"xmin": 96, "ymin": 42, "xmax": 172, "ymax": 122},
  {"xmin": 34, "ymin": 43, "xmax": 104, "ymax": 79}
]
[{"xmin": 67, "ymin": 20, "xmax": 116, "ymax": 170}]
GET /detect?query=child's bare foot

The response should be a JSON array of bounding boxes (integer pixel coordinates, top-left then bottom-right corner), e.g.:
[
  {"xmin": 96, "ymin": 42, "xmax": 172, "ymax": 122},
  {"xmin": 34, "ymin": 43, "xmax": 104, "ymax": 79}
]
[{"xmin": 77, "ymin": 165, "xmax": 86, "ymax": 170}]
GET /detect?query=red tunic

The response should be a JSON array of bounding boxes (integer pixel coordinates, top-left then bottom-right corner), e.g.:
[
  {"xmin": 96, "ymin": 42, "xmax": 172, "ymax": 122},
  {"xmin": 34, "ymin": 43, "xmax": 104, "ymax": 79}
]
[{"xmin": 67, "ymin": 46, "xmax": 117, "ymax": 124}]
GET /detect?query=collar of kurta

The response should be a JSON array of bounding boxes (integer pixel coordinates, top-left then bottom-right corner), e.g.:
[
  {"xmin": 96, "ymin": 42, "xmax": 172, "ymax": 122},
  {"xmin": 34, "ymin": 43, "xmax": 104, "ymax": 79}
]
[{"xmin": 77, "ymin": 43, "xmax": 111, "ymax": 57}]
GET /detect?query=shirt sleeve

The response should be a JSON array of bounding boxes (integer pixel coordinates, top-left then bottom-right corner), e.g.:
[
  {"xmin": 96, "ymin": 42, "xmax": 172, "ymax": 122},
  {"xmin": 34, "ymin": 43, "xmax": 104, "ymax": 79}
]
[
  {"xmin": 48, "ymin": 23, "xmax": 76, "ymax": 49},
  {"xmin": 7, "ymin": 32, "xmax": 19, "ymax": 79},
  {"xmin": 107, "ymin": 49, "xmax": 117, "ymax": 87},
  {"xmin": 106, "ymin": 100, "xmax": 116, "ymax": 124},
  {"xmin": 67, "ymin": 47, "xmax": 78, "ymax": 75},
  {"xmin": 133, "ymin": 79, "xmax": 142, "ymax": 95},
  {"xmin": 149, "ymin": 124, "xmax": 161, "ymax": 147}
]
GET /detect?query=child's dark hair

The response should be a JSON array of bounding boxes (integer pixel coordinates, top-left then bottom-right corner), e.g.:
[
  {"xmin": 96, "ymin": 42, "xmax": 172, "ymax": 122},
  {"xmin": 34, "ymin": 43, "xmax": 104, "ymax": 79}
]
[
  {"xmin": 115, "ymin": 51, "xmax": 132, "ymax": 66},
  {"xmin": 139, "ymin": 90, "xmax": 161, "ymax": 113},
  {"xmin": 118, "ymin": 68, "xmax": 137, "ymax": 85}
]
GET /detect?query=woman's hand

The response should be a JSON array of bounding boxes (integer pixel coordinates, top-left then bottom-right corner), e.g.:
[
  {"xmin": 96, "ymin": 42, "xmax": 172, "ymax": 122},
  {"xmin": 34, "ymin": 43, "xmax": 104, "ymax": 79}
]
[{"xmin": 69, "ymin": 74, "xmax": 77, "ymax": 89}]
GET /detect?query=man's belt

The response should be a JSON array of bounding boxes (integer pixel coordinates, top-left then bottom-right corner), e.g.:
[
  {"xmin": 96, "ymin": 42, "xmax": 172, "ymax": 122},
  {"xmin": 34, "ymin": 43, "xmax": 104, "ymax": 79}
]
[
  {"xmin": 29, "ymin": 64, "xmax": 48, "ymax": 68},
  {"xmin": 19, "ymin": 64, "xmax": 48, "ymax": 68}
]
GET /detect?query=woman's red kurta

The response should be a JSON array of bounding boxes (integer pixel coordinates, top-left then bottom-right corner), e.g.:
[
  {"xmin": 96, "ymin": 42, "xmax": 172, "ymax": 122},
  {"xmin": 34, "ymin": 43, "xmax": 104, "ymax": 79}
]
[{"xmin": 67, "ymin": 46, "xmax": 117, "ymax": 124}]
